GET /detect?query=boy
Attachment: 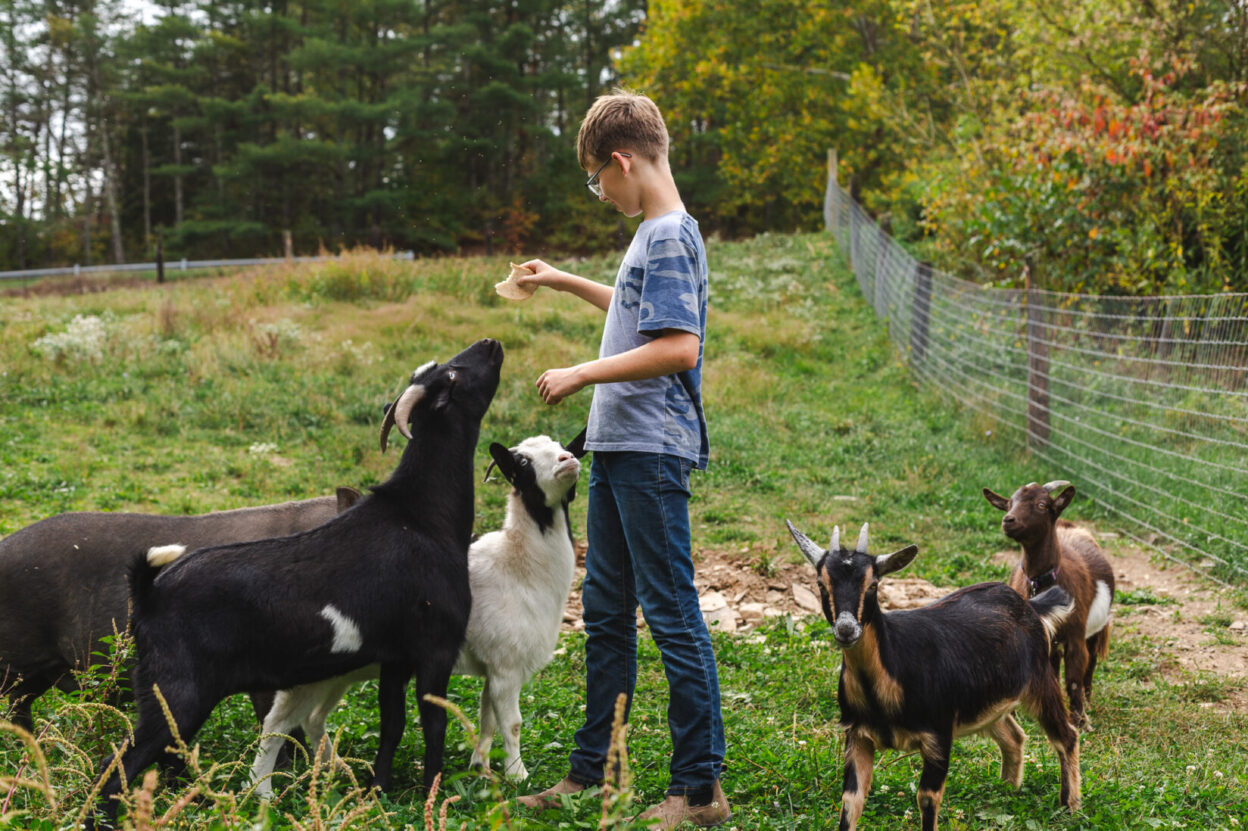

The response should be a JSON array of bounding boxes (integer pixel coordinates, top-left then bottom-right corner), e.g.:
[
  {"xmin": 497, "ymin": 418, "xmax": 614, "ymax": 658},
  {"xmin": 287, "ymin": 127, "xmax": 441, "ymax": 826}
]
[{"xmin": 513, "ymin": 90, "xmax": 729, "ymax": 829}]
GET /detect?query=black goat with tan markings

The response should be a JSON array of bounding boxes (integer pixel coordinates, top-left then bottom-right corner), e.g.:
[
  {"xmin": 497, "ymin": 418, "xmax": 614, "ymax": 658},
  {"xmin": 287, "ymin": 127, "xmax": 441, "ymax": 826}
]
[{"xmin": 786, "ymin": 520, "xmax": 1081, "ymax": 831}]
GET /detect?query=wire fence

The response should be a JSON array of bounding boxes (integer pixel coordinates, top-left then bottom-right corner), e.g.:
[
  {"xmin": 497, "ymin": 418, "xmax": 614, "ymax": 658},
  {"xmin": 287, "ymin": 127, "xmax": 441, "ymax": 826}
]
[
  {"xmin": 824, "ymin": 153, "xmax": 1248, "ymax": 585},
  {"xmin": 0, "ymin": 251, "xmax": 415, "ymax": 283}
]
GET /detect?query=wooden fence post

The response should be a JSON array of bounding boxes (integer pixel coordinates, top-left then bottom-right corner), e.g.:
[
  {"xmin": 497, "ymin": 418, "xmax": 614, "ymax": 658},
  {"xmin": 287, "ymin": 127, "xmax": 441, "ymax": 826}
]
[
  {"xmin": 1025, "ymin": 260, "xmax": 1051, "ymax": 448},
  {"xmin": 910, "ymin": 261, "xmax": 932, "ymax": 366},
  {"xmin": 155, "ymin": 228, "xmax": 165, "ymax": 285},
  {"xmin": 826, "ymin": 149, "xmax": 839, "ymax": 233}
]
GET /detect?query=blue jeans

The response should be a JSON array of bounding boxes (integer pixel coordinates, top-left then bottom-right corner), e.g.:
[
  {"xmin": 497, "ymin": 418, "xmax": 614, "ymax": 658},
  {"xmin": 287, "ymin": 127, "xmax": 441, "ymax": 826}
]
[{"xmin": 568, "ymin": 452, "xmax": 725, "ymax": 795}]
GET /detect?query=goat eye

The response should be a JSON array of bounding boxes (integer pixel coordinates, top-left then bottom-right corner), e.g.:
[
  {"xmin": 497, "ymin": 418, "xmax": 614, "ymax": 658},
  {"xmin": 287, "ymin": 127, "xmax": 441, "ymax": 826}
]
[
  {"xmin": 447, "ymin": 371, "xmax": 458, "ymax": 382},
  {"xmin": 868, "ymin": 582, "xmax": 878, "ymax": 593},
  {"xmin": 1037, "ymin": 501, "xmax": 1048, "ymax": 511}
]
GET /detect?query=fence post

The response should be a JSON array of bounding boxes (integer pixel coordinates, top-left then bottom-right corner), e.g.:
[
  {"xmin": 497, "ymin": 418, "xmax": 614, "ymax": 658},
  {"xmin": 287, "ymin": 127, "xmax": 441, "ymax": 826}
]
[
  {"xmin": 1024, "ymin": 261, "xmax": 1051, "ymax": 448},
  {"xmin": 284, "ymin": 230, "xmax": 293, "ymax": 260},
  {"xmin": 826, "ymin": 149, "xmax": 838, "ymax": 233},
  {"xmin": 910, "ymin": 261, "xmax": 932, "ymax": 366},
  {"xmin": 874, "ymin": 226, "xmax": 889, "ymax": 316},
  {"xmin": 156, "ymin": 228, "xmax": 165, "ymax": 284}
]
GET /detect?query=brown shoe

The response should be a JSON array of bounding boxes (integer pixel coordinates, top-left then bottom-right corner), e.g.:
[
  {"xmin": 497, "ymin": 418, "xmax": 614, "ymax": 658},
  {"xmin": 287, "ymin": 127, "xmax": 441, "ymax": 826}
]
[
  {"xmin": 635, "ymin": 781, "xmax": 731, "ymax": 829},
  {"xmin": 516, "ymin": 775, "xmax": 593, "ymax": 811}
]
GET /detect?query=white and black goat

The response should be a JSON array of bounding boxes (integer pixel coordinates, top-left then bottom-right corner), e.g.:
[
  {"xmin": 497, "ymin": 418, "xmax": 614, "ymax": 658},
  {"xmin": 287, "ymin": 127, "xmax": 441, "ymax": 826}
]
[
  {"xmin": 0, "ymin": 488, "xmax": 359, "ymax": 731},
  {"xmin": 87, "ymin": 338, "xmax": 504, "ymax": 830},
  {"xmin": 245, "ymin": 429, "xmax": 587, "ymax": 796},
  {"xmin": 983, "ymin": 480, "xmax": 1114, "ymax": 729},
  {"xmin": 786, "ymin": 520, "xmax": 1081, "ymax": 831}
]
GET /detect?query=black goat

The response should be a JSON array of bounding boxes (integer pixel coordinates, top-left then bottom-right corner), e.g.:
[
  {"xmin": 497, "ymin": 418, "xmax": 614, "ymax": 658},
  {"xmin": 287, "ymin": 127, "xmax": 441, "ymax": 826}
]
[
  {"xmin": 786, "ymin": 520, "xmax": 1081, "ymax": 831},
  {"xmin": 0, "ymin": 488, "xmax": 359, "ymax": 730},
  {"xmin": 87, "ymin": 338, "xmax": 503, "ymax": 829}
]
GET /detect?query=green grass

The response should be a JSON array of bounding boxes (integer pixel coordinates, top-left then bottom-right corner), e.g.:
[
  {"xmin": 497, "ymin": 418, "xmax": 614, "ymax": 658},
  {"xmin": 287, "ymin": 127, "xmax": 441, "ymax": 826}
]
[{"xmin": 2, "ymin": 238, "xmax": 1245, "ymax": 828}]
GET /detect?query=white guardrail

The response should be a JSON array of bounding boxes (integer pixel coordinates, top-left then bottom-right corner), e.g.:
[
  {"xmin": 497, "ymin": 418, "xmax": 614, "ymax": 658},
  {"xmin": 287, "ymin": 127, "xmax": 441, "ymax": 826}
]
[{"xmin": 0, "ymin": 251, "xmax": 415, "ymax": 282}]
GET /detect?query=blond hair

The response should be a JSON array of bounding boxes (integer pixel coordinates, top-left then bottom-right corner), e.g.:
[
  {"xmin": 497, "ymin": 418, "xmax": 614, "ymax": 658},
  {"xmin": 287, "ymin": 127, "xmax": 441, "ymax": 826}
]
[{"xmin": 576, "ymin": 89, "xmax": 670, "ymax": 168}]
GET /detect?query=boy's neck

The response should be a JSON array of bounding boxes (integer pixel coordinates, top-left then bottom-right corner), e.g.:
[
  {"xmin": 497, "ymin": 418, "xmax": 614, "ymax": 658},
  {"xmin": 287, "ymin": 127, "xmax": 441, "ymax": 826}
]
[{"xmin": 637, "ymin": 159, "xmax": 685, "ymax": 220}]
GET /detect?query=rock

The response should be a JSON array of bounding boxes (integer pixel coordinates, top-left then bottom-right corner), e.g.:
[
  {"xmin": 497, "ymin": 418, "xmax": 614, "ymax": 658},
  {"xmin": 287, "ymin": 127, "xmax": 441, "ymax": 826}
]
[
  {"xmin": 792, "ymin": 584, "xmax": 821, "ymax": 613},
  {"xmin": 699, "ymin": 591, "xmax": 729, "ymax": 613},
  {"xmin": 1229, "ymin": 621, "xmax": 1246, "ymax": 632},
  {"xmin": 738, "ymin": 603, "xmax": 767, "ymax": 621},
  {"xmin": 704, "ymin": 607, "xmax": 738, "ymax": 633}
]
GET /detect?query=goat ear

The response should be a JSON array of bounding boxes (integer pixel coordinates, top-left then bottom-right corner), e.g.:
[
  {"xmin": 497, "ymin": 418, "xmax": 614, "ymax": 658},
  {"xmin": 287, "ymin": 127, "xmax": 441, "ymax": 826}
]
[
  {"xmin": 565, "ymin": 426, "xmax": 588, "ymax": 459},
  {"xmin": 983, "ymin": 487, "xmax": 1010, "ymax": 512},
  {"xmin": 486, "ymin": 442, "xmax": 517, "ymax": 485},
  {"xmin": 786, "ymin": 520, "xmax": 825, "ymax": 568},
  {"xmin": 1049, "ymin": 484, "xmax": 1076, "ymax": 516},
  {"xmin": 336, "ymin": 487, "xmax": 363, "ymax": 512},
  {"xmin": 875, "ymin": 544, "xmax": 918, "ymax": 578}
]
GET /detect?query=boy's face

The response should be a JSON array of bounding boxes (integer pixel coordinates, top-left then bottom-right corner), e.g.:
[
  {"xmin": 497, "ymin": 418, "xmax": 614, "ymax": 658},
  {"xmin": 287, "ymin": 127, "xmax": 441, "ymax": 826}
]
[{"xmin": 584, "ymin": 152, "xmax": 643, "ymax": 218}]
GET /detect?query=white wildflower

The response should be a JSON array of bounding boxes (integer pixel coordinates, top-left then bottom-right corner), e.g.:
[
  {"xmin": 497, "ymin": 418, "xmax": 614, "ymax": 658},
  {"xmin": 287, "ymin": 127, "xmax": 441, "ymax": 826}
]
[{"xmin": 33, "ymin": 314, "xmax": 110, "ymax": 362}]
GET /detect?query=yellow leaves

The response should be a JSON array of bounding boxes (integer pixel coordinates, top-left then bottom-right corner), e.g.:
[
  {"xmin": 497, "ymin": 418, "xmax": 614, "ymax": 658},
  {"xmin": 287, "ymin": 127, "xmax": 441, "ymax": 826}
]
[{"xmin": 1088, "ymin": 227, "xmax": 1100, "ymax": 240}]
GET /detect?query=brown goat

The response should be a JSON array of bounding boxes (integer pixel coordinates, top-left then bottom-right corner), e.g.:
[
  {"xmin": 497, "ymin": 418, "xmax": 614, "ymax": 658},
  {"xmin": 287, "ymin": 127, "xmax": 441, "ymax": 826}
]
[{"xmin": 984, "ymin": 481, "xmax": 1114, "ymax": 730}]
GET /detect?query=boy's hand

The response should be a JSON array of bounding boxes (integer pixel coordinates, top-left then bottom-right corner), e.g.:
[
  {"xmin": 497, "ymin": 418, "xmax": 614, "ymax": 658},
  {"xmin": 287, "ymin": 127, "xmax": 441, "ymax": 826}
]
[
  {"xmin": 536, "ymin": 366, "xmax": 586, "ymax": 406},
  {"xmin": 517, "ymin": 259, "xmax": 563, "ymax": 291}
]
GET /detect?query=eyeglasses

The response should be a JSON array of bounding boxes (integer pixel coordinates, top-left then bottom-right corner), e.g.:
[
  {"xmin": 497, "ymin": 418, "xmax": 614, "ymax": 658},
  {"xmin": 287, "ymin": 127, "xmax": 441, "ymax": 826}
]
[{"xmin": 586, "ymin": 152, "xmax": 631, "ymax": 197}]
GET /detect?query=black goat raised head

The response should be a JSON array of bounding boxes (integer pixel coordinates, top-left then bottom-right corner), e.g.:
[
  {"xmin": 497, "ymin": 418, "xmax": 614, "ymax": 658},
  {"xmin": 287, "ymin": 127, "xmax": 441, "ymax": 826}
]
[
  {"xmin": 786, "ymin": 521, "xmax": 918, "ymax": 646},
  {"xmin": 380, "ymin": 338, "xmax": 504, "ymax": 452}
]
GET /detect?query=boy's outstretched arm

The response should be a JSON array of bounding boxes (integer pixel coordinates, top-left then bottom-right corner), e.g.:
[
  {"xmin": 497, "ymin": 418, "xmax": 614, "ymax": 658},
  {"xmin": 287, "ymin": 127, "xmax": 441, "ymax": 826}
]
[
  {"xmin": 536, "ymin": 329, "xmax": 699, "ymax": 406},
  {"xmin": 518, "ymin": 258, "xmax": 614, "ymax": 311}
]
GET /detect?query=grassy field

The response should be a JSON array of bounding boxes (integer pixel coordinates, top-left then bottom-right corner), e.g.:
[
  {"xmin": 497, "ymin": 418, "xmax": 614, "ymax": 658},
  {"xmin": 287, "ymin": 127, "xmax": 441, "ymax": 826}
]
[{"xmin": 1, "ymin": 236, "xmax": 1245, "ymax": 829}]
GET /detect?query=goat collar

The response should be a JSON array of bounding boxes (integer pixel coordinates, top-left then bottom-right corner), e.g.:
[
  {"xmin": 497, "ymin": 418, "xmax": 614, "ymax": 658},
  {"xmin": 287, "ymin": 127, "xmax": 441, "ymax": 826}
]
[{"xmin": 1025, "ymin": 565, "xmax": 1060, "ymax": 596}]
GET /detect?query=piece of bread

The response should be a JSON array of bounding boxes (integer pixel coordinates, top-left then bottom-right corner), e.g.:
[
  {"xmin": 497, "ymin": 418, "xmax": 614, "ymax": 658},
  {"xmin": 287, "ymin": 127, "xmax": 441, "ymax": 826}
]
[{"xmin": 495, "ymin": 262, "xmax": 536, "ymax": 300}]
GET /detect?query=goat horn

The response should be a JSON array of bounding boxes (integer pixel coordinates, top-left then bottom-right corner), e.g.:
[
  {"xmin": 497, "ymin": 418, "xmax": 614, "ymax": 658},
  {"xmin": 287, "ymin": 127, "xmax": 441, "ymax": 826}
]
[
  {"xmin": 1042, "ymin": 480, "xmax": 1071, "ymax": 493},
  {"xmin": 786, "ymin": 520, "xmax": 825, "ymax": 568},
  {"xmin": 392, "ymin": 385, "xmax": 425, "ymax": 441},
  {"xmin": 830, "ymin": 525, "xmax": 840, "ymax": 553},
  {"xmin": 379, "ymin": 383, "xmax": 426, "ymax": 452},
  {"xmin": 856, "ymin": 522, "xmax": 869, "ymax": 554}
]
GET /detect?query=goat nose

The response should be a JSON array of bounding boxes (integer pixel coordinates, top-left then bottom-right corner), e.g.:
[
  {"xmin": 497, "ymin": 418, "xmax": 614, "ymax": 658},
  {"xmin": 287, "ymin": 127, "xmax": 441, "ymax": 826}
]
[{"xmin": 557, "ymin": 452, "xmax": 573, "ymax": 462}]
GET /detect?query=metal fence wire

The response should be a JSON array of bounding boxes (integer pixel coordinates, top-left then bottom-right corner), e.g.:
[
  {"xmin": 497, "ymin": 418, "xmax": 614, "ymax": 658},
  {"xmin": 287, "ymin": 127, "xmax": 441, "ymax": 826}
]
[{"xmin": 825, "ymin": 157, "xmax": 1248, "ymax": 585}]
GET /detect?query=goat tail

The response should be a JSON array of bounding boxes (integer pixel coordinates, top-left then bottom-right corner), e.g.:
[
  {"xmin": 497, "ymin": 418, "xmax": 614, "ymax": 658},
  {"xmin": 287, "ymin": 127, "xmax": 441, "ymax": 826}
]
[
  {"xmin": 1096, "ymin": 620, "xmax": 1112, "ymax": 660},
  {"xmin": 129, "ymin": 552, "xmax": 164, "ymax": 617},
  {"xmin": 1030, "ymin": 585, "xmax": 1075, "ymax": 643}
]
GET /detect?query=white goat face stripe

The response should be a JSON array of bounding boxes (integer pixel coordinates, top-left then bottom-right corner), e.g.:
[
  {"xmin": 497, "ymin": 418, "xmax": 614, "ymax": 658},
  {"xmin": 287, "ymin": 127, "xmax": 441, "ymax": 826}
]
[{"xmin": 320, "ymin": 604, "xmax": 363, "ymax": 653}]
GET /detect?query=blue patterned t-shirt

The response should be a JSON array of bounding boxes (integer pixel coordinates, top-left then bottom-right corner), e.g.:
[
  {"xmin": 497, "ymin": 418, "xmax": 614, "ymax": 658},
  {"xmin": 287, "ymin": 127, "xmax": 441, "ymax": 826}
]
[{"xmin": 585, "ymin": 210, "xmax": 710, "ymax": 469}]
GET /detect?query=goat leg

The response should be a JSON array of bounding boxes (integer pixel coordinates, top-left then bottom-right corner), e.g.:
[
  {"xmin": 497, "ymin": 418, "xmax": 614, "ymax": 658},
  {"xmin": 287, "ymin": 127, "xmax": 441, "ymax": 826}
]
[
  {"xmin": 370, "ymin": 663, "xmax": 414, "ymax": 792},
  {"xmin": 987, "ymin": 714, "xmax": 1026, "ymax": 788},
  {"xmin": 838, "ymin": 728, "xmax": 875, "ymax": 831},
  {"xmin": 916, "ymin": 732, "xmax": 952, "ymax": 831},
  {"xmin": 413, "ymin": 655, "xmax": 455, "ymax": 794},
  {"xmin": 1062, "ymin": 637, "xmax": 1091, "ymax": 730}
]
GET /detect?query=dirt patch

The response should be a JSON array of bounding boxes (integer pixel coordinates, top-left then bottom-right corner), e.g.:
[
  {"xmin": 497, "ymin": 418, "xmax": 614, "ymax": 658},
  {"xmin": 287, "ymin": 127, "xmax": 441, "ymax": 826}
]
[{"xmin": 561, "ymin": 535, "xmax": 1247, "ymax": 714}]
